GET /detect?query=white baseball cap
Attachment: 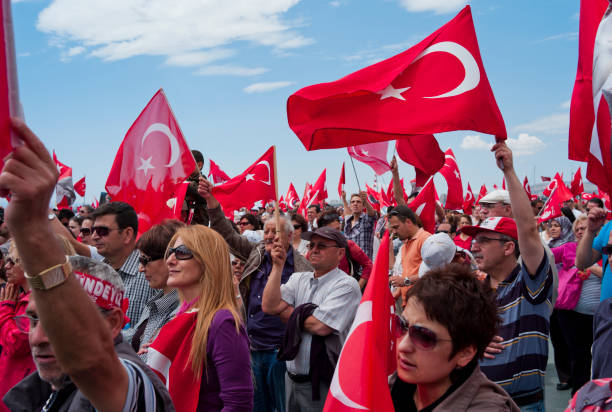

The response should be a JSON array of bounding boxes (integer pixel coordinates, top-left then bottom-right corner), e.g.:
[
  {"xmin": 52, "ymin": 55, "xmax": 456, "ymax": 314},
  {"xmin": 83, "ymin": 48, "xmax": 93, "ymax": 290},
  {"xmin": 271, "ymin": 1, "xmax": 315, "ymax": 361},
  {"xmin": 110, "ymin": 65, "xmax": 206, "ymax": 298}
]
[
  {"xmin": 479, "ymin": 190, "xmax": 510, "ymax": 205},
  {"xmin": 418, "ymin": 233, "xmax": 457, "ymax": 277}
]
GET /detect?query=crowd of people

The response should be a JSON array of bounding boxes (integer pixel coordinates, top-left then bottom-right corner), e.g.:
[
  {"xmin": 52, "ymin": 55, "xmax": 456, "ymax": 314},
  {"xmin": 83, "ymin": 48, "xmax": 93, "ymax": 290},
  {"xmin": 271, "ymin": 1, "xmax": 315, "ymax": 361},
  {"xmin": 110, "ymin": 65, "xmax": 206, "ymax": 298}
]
[{"xmin": 0, "ymin": 119, "xmax": 611, "ymax": 411}]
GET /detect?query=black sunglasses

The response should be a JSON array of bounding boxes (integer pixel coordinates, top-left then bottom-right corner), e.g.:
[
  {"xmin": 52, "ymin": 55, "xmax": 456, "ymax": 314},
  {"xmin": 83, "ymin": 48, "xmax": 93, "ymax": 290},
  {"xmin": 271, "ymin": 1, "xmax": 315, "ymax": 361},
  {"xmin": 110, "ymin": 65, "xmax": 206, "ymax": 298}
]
[
  {"xmin": 393, "ymin": 315, "xmax": 452, "ymax": 351},
  {"xmin": 80, "ymin": 227, "xmax": 92, "ymax": 235},
  {"xmin": 165, "ymin": 245, "xmax": 194, "ymax": 261},
  {"xmin": 92, "ymin": 226, "xmax": 122, "ymax": 237},
  {"xmin": 139, "ymin": 254, "xmax": 164, "ymax": 266},
  {"xmin": 602, "ymin": 244, "xmax": 612, "ymax": 255}
]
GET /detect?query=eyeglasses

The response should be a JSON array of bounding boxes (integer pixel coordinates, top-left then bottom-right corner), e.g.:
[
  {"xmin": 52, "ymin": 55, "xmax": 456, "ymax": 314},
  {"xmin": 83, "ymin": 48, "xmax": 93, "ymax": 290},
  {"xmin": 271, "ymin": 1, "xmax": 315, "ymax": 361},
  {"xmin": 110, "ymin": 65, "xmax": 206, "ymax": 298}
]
[
  {"xmin": 92, "ymin": 226, "xmax": 122, "ymax": 237},
  {"xmin": 80, "ymin": 227, "xmax": 92, "ymax": 236},
  {"xmin": 293, "ymin": 224, "xmax": 301, "ymax": 230},
  {"xmin": 14, "ymin": 314, "xmax": 39, "ymax": 334},
  {"xmin": 435, "ymin": 230, "xmax": 450, "ymax": 234},
  {"xmin": 238, "ymin": 221, "xmax": 252, "ymax": 227},
  {"xmin": 5, "ymin": 257, "xmax": 18, "ymax": 267},
  {"xmin": 602, "ymin": 244, "xmax": 612, "ymax": 255},
  {"xmin": 472, "ymin": 235, "xmax": 509, "ymax": 245},
  {"xmin": 393, "ymin": 315, "xmax": 452, "ymax": 351},
  {"xmin": 138, "ymin": 255, "xmax": 163, "ymax": 266},
  {"xmin": 165, "ymin": 245, "xmax": 194, "ymax": 260},
  {"xmin": 232, "ymin": 260, "xmax": 245, "ymax": 267},
  {"xmin": 307, "ymin": 242, "xmax": 340, "ymax": 251}
]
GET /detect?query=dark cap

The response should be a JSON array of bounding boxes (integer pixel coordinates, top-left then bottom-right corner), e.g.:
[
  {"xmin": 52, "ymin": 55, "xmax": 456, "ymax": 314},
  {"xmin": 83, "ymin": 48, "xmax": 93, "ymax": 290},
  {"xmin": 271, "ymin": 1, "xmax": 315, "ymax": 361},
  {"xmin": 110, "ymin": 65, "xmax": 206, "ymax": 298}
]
[{"xmin": 300, "ymin": 226, "xmax": 348, "ymax": 248}]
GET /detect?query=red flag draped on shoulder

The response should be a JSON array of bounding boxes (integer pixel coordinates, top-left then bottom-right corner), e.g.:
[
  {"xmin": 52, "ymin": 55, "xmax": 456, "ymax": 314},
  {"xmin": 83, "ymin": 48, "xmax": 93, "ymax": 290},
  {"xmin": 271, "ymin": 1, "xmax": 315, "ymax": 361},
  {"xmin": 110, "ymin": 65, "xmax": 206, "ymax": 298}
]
[
  {"xmin": 105, "ymin": 89, "xmax": 197, "ymax": 236},
  {"xmin": 0, "ymin": 0, "xmax": 20, "ymax": 170},
  {"xmin": 463, "ymin": 183, "xmax": 475, "ymax": 215},
  {"xmin": 323, "ymin": 233, "xmax": 396, "ymax": 412},
  {"xmin": 569, "ymin": 0, "xmax": 612, "ymax": 194},
  {"xmin": 286, "ymin": 183, "xmax": 300, "ymax": 208},
  {"xmin": 208, "ymin": 159, "xmax": 231, "ymax": 184},
  {"xmin": 347, "ymin": 141, "xmax": 391, "ymax": 175},
  {"xmin": 439, "ymin": 148, "xmax": 463, "ymax": 210},
  {"xmin": 338, "ymin": 162, "xmax": 345, "ymax": 198},
  {"xmin": 408, "ymin": 178, "xmax": 437, "ymax": 233},
  {"xmin": 74, "ymin": 176, "xmax": 86, "ymax": 197},
  {"xmin": 288, "ymin": 6, "xmax": 506, "ymax": 151},
  {"xmin": 212, "ymin": 146, "xmax": 277, "ymax": 216},
  {"xmin": 571, "ymin": 167, "xmax": 584, "ymax": 197}
]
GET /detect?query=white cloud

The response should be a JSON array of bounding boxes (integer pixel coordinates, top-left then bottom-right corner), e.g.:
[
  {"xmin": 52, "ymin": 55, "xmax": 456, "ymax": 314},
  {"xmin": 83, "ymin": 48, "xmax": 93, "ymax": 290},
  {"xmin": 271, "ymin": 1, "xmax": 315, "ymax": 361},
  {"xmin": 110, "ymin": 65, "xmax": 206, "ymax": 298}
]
[
  {"xmin": 560, "ymin": 99, "xmax": 571, "ymax": 109},
  {"xmin": 505, "ymin": 133, "xmax": 545, "ymax": 155},
  {"xmin": 513, "ymin": 113, "xmax": 569, "ymax": 135},
  {"xmin": 329, "ymin": 1, "xmax": 341, "ymax": 6},
  {"xmin": 36, "ymin": 0, "xmax": 312, "ymax": 64},
  {"xmin": 398, "ymin": 0, "xmax": 467, "ymax": 14},
  {"xmin": 243, "ymin": 81, "xmax": 294, "ymax": 93},
  {"xmin": 165, "ymin": 49, "xmax": 235, "ymax": 67},
  {"xmin": 196, "ymin": 65, "xmax": 269, "ymax": 76},
  {"xmin": 460, "ymin": 135, "xmax": 491, "ymax": 151},
  {"xmin": 67, "ymin": 46, "xmax": 85, "ymax": 56}
]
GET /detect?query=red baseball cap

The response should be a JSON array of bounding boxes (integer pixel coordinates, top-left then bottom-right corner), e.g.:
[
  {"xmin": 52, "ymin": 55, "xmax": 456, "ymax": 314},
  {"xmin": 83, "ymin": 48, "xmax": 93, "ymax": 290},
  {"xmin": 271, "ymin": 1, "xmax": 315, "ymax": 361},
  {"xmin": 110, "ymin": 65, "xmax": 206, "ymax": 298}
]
[{"xmin": 460, "ymin": 217, "xmax": 518, "ymax": 240}]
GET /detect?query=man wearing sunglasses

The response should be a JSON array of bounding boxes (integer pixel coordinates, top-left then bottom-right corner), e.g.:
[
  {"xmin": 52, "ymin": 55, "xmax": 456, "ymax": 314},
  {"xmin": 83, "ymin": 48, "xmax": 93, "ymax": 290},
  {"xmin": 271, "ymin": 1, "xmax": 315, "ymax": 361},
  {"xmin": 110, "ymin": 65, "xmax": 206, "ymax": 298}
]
[
  {"xmin": 198, "ymin": 177, "xmax": 312, "ymax": 412},
  {"xmin": 262, "ymin": 226, "xmax": 361, "ymax": 412},
  {"xmin": 459, "ymin": 143, "xmax": 552, "ymax": 410}
]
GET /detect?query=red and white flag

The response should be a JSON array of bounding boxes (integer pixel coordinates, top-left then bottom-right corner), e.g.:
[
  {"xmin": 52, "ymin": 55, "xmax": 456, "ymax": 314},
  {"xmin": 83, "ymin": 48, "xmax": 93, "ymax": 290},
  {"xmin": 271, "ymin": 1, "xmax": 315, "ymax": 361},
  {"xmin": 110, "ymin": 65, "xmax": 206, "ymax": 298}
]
[
  {"xmin": 298, "ymin": 182, "xmax": 312, "ymax": 216},
  {"xmin": 338, "ymin": 162, "xmax": 346, "ymax": 198},
  {"xmin": 323, "ymin": 233, "xmax": 396, "ymax": 412},
  {"xmin": 408, "ymin": 178, "xmax": 437, "ymax": 233},
  {"xmin": 463, "ymin": 183, "xmax": 475, "ymax": 215},
  {"xmin": 105, "ymin": 89, "xmax": 197, "ymax": 236},
  {"xmin": 278, "ymin": 195, "xmax": 287, "ymax": 213},
  {"xmin": 53, "ymin": 151, "xmax": 76, "ymax": 209},
  {"xmin": 0, "ymin": 0, "xmax": 20, "ymax": 171},
  {"xmin": 542, "ymin": 173, "xmax": 574, "ymax": 201},
  {"xmin": 395, "ymin": 135, "xmax": 445, "ymax": 177},
  {"xmin": 476, "ymin": 184, "xmax": 487, "ymax": 203},
  {"xmin": 285, "ymin": 183, "xmax": 300, "ymax": 208},
  {"xmin": 598, "ymin": 188, "xmax": 612, "ymax": 210},
  {"xmin": 208, "ymin": 159, "xmax": 231, "ymax": 184},
  {"xmin": 74, "ymin": 176, "xmax": 86, "ymax": 197},
  {"xmin": 212, "ymin": 146, "xmax": 277, "ymax": 217},
  {"xmin": 288, "ymin": 6, "xmax": 506, "ymax": 151},
  {"xmin": 571, "ymin": 167, "xmax": 584, "ymax": 197},
  {"xmin": 541, "ymin": 176, "xmax": 552, "ymax": 182},
  {"xmin": 439, "ymin": 148, "xmax": 463, "ymax": 210},
  {"xmin": 569, "ymin": 0, "xmax": 612, "ymax": 194},
  {"xmin": 523, "ymin": 176, "xmax": 537, "ymax": 201},
  {"xmin": 538, "ymin": 188, "xmax": 563, "ymax": 224},
  {"xmin": 347, "ymin": 142, "xmax": 391, "ymax": 175},
  {"xmin": 365, "ymin": 183, "xmax": 382, "ymax": 212}
]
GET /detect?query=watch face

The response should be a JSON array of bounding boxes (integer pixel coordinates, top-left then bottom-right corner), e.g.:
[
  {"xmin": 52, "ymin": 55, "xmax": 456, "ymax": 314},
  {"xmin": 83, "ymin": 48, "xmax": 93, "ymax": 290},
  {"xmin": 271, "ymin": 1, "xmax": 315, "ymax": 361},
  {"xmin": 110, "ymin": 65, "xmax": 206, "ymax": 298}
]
[{"xmin": 48, "ymin": 213, "xmax": 56, "ymax": 220}]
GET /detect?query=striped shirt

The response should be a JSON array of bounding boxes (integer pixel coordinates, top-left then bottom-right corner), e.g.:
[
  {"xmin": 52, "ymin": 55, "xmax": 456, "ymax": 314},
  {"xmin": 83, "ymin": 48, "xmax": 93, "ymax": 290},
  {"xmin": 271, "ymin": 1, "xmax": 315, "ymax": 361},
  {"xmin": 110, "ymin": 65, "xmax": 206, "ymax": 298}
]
[{"xmin": 480, "ymin": 255, "xmax": 553, "ymax": 402}]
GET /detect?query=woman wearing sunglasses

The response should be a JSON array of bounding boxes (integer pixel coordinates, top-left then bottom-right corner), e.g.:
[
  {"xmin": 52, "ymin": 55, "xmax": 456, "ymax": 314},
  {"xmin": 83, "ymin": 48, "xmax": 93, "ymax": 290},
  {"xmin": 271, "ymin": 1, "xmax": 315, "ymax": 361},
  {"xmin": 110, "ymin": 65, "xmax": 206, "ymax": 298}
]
[
  {"xmin": 391, "ymin": 264, "xmax": 519, "ymax": 411},
  {"xmin": 147, "ymin": 225, "xmax": 252, "ymax": 411},
  {"xmin": 128, "ymin": 219, "xmax": 184, "ymax": 360}
]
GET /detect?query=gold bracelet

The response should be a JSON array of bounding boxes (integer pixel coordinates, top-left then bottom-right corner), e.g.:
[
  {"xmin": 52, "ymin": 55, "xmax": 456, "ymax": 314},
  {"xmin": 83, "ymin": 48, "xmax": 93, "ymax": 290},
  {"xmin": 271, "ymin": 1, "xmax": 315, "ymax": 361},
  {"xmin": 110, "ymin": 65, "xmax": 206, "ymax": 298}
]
[{"xmin": 25, "ymin": 256, "xmax": 72, "ymax": 290}]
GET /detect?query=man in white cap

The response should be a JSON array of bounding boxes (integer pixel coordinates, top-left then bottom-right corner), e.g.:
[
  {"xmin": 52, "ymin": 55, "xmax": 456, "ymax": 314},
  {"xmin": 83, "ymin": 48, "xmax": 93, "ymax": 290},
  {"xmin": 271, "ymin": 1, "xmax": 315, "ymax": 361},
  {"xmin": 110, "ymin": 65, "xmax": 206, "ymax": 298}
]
[
  {"xmin": 417, "ymin": 233, "xmax": 457, "ymax": 277},
  {"xmin": 478, "ymin": 189, "xmax": 512, "ymax": 219}
]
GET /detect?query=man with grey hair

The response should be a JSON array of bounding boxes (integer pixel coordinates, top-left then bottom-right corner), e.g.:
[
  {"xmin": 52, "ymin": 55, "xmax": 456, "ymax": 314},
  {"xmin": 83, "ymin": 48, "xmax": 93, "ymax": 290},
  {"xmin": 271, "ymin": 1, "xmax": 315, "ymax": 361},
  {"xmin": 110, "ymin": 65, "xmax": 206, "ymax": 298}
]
[
  {"xmin": 198, "ymin": 178, "xmax": 312, "ymax": 412},
  {"xmin": 0, "ymin": 120, "xmax": 173, "ymax": 411}
]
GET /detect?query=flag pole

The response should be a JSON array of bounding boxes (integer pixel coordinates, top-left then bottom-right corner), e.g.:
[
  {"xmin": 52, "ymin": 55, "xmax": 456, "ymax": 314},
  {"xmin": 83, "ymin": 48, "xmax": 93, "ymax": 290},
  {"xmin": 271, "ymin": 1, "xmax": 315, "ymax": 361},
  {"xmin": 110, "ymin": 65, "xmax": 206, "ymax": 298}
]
[
  {"xmin": 272, "ymin": 146, "xmax": 282, "ymax": 238},
  {"xmin": 349, "ymin": 156, "xmax": 362, "ymax": 191}
]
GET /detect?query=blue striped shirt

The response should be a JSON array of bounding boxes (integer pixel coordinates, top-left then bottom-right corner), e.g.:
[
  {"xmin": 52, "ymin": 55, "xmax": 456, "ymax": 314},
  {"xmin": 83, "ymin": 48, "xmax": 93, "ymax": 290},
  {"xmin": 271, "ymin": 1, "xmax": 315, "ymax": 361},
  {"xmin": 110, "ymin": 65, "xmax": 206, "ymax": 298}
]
[{"xmin": 480, "ymin": 255, "xmax": 553, "ymax": 402}]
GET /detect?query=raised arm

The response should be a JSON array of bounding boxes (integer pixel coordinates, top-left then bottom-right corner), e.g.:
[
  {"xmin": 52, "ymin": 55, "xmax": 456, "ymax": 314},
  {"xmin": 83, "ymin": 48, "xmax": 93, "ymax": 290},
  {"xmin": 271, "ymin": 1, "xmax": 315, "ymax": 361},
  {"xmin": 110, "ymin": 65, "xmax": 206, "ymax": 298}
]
[
  {"xmin": 390, "ymin": 157, "xmax": 407, "ymax": 207},
  {"xmin": 575, "ymin": 207, "xmax": 605, "ymax": 270},
  {"xmin": 492, "ymin": 142, "xmax": 544, "ymax": 274},
  {"xmin": 261, "ymin": 239, "xmax": 291, "ymax": 316},
  {"xmin": 0, "ymin": 119, "xmax": 128, "ymax": 412},
  {"xmin": 360, "ymin": 191, "xmax": 376, "ymax": 217},
  {"xmin": 341, "ymin": 191, "xmax": 351, "ymax": 217}
]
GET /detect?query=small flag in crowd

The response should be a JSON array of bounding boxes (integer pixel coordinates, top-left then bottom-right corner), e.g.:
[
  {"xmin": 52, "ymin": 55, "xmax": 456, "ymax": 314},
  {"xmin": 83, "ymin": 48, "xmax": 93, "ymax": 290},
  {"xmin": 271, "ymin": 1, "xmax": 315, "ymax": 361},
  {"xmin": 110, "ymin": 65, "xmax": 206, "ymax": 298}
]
[
  {"xmin": 74, "ymin": 176, "xmax": 86, "ymax": 197},
  {"xmin": 408, "ymin": 177, "xmax": 437, "ymax": 233},
  {"xmin": 285, "ymin": 183, "xmax": 300, "ymax": 208},
  {"xmin": 463, "ymin": 183, "xmax": 475, "ymax": 215},
  {"xmin": 338, "ymin": 162, "xmax": 345, "ymax": 198},
  {"xmin": 53, "ymin": 151, "xmax": 76, "ymax": 208},
  {"xmin": 476, "ymin": 184, "xmax": 487, "ymax": 203},
  {"xmin": 571, "ymin": 167, "xmax": 584, "ymax": 197},
  {"xmin": 439, "ymin": 148, "xmax": 463, "ymax": 210}
]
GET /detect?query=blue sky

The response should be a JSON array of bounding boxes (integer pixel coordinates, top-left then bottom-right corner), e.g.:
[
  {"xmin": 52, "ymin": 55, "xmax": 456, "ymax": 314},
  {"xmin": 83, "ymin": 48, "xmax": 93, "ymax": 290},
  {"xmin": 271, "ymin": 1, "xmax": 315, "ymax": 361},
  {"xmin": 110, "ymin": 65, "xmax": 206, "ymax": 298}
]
[{"xmin": 10, "ymin": 0, "xmax": 583, "ymax": 206}]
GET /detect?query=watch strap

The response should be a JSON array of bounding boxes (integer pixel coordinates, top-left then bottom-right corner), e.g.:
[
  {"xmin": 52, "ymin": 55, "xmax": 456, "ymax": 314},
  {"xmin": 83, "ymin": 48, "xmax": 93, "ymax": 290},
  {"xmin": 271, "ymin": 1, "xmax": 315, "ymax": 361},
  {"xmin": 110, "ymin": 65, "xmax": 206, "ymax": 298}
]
[{"xmin": 25, "ymin": 256, "xmax": 72, "ymax": 290}]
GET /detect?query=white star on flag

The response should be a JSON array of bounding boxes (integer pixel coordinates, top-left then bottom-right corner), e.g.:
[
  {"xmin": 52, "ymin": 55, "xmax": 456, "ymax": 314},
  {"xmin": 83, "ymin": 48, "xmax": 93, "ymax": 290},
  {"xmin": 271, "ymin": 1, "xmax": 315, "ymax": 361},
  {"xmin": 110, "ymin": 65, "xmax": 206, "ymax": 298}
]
[
  {"xmin": 246, "ymin": 173, "xmax": 255, "ymax": 181},
  {"xmin": 137, "ymin": 156, "xmax": 155, "ymax": 176},
  {"xmin": 454, "ymin": 170, "xmax": 460, "ymax": 179},
  {"xmin": 376, "ymin": 84, "xmax": 410, "ymax": 101}
]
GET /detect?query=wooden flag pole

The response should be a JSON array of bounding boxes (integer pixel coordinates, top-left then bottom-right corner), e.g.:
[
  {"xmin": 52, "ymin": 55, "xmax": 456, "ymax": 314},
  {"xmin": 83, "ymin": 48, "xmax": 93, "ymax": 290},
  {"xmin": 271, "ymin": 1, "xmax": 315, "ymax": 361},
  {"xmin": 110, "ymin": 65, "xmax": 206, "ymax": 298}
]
[{"xmin": 349, "ymin": 155, "xmax": 362, "ymax": 191}]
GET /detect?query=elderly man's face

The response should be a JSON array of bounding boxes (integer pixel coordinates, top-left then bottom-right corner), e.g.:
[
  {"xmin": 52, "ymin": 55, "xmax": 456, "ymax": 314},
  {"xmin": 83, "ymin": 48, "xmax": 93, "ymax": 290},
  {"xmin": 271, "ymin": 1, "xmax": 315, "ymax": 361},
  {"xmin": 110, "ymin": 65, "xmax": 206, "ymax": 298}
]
[{"xmin": 479, "ymin": 202, "xmax": 511, "ymax": 218}]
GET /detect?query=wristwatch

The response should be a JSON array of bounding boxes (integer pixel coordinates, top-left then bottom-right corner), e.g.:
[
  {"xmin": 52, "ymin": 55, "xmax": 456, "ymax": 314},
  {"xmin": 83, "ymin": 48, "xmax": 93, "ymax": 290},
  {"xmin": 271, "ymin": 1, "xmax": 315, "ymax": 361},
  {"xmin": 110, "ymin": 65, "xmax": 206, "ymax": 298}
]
[
  {"xmin": 403, "ymin": 278, "xmax": 414, "ymax": 286},
  {"xmin": 48, "ymin": 213, "xmax": 56, "ymax": 221},
  {"xmin": 25, "ymin": 256, "xmax": 72, "ymax": 290}
]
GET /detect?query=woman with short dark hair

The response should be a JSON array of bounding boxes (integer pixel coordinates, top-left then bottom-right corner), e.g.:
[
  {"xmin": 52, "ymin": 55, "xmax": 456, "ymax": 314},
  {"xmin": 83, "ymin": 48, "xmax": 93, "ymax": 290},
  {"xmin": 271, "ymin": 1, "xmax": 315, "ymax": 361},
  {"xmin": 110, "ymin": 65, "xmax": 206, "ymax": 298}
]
[{"xmin": 392, "ymin": 264, "xmax": 519, "ymax": 411}]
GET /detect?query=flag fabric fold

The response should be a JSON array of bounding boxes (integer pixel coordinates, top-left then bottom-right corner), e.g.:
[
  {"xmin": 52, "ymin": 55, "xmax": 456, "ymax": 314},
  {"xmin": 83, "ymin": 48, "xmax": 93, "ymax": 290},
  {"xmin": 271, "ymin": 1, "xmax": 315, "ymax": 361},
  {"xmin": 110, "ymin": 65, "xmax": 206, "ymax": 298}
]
[
  {"xmin": 395, "ymin": 135, "xmax": 445, "ymax": 177},
  {"xmin": 347, "ymin": 142, "xmax": 391, "ymax": 175},
  {"xmin": 408, "ymin": 178, "xmax": 437, "ymax": 234},
  {"xmin": 53, "ymin": 151, "xmax": 76, "ymax": 208},
  {"xmin": 439, "ymin": 148, "xmax": 463, "ymax": 210},
  {"xmin": 338, "ymin": 162, "xmax": 346, "ymax": 198},
  {"xmin": 208, "ymin": 159, "xmax": 231, "ymax": 184},
  {"xmin": 571, "ymin": 168, "xmax": 584, "ymax": 197}
]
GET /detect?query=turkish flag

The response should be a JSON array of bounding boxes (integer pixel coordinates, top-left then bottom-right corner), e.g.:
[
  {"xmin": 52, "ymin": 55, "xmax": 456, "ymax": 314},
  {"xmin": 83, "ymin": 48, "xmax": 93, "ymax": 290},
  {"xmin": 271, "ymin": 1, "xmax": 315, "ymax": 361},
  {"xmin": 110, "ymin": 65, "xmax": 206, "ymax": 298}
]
[
  {"xmin": 542, "ymin": 173, "xmax": 574, "ymax": 201},
  {"xmin": 571, "ymin": 167, "xmax": 584, "ymax": 197},
  {"xmin": 347, "ymin": 142, "xmax": 391, "ymax": 175},
  {"xmin": 598, "ymin": 189, "xmax": 612, "ymax": 210},
  {"xmin": 105, "ymin": 89, "xmax": 197, "ymax": 236},
  {"xmin": 323, "ymin": 233, "xmax": 396, "ymax": 412},
  {"xmin": 212, "ymin": 146, "xmax": 277, "ymax": 216},
  {"xmin": 569, "ymin": 0, "xmax": 612, "ymax": 194},
  {"xmin": 408, "ymin": 178, "xmax": 436, "ymax": 233},
  {"xmin": 365, "ymin": 183, "xmax": 381, "ymax": 212},
  {"xmin": 53, "ymin": 151, "xmax": 76, "ymax": 208},
  {"xmin": 541, "ymin": 176, "xmax": 552, "ymax": 182},
  {"xmin": 385, "ymin": 178, "xmax": 396, "ymax": 207},
  {"xmin": 463, "ymin": 183, "xmax": 475, "ymax": 215},
  {"xmin": 538, "ymin": 188, "xmax": 564, "ymax": 224},
  {"xmin": 414, "ymin": 167, "xmax": 431, "ymax": 189},
  {"xmin": 0, "ymin": 1, "xmax": 20, "ymax": 171},
  {"xmin": 338, "ymin": 162, "xmax": 345, "ymax": 198},
  {"xmin": 288, "ymin": 6, "xmax": 506, "ymax": 151},
  {"xmin": 208, "ymin": 159, "xmax": 231, "ymax": 184},
  {"xmin": 476, "ymin": 184, "xmax": 487, "ymax": 203},
  {"xmin": 523, "ymin": 176, "xmax": 537, "ymax": 201},
  {"xmin": 278, "ymin": 195, "xmax": 288, "ymax": 213},
  {"xmin": 285, "ymin": 183, "xmax": 300, "ymax": 208},
  {"xmin": 298, "ymin": 182, "xmax": 312, "ymax": 217},
  {"xmin": 74, "ymin": 176, "xmax": 86, "ymax": 197},
  {"xmin": 439, "ymin": 148, "xmax": 463, "ymax": 210},
  {"xmin": 395, "ymin": 135, "xmax": 445, "ymax": 176}
]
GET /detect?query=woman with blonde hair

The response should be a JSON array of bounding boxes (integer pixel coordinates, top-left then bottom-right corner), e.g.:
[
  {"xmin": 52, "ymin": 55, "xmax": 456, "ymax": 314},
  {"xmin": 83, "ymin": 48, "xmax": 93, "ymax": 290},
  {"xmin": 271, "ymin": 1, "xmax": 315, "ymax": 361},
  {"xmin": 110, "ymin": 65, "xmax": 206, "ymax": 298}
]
[{"xmin": 147, "ymin": 225, "xmax": 253, "ymax": 411}]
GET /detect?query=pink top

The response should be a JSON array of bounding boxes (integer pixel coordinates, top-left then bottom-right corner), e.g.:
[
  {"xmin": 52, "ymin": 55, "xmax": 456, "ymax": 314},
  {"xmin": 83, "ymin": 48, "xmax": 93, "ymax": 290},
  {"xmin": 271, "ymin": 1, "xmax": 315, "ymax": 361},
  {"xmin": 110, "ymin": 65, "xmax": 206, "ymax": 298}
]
[{"xmin": 551, "ymin": 242, "xmax": 583, "ymax": 310}]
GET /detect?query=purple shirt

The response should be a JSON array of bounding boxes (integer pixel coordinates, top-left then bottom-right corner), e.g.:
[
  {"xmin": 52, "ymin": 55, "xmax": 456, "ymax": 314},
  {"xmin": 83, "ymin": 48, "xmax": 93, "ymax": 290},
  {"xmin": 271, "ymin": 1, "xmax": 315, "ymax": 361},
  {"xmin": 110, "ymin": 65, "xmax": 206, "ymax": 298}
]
[{"xmin": 197, "ymin": 309, "xmax": 253, "ymax": 412}]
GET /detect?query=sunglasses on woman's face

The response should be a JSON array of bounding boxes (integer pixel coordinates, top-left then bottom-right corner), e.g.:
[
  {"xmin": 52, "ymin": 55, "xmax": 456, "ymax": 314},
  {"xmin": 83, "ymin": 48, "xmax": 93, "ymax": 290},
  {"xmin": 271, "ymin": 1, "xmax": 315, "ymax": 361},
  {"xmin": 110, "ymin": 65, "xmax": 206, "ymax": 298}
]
[
  {"xmin": 138, "ymin": 255, "xmax": 163, "ymax": 266},
  {"xmin": 165, "ymin": 245, "xmax": 194, "ymax": 261},
  {"xmin": 393, "ymin": 315, "xmax": 452, "ymax": 351},
  {"xmin": 602, "ymin": 244, "xmax": 612, "ymax": 255},
  {"xmin": 80, "ymin": 227, "xmax": 92, "ymax": 236}
]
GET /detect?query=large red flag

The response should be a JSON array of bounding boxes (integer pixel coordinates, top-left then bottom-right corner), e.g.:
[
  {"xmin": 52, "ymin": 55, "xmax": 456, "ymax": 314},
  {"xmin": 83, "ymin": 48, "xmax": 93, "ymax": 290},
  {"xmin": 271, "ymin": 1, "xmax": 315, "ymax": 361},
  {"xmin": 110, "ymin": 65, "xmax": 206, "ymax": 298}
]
[
  {"xmin": 53, "ymin": 151, "xmax": 76, "ymax": 208},
  {"xmin": 463, "ymin": 183, "xmax": 475, "ymax": 215},
  {"xmin": 395, "ymin": 135, "xmax": 444, "ymax": 176},
  {"xmin": 569, "ymin": 0, "xmax": 612, "ymax": 194},
  {"xmin": 0, "ymin": 1, "xmax": 20, "ymax": 171},
  {"xmin": 571, "ymin": 168, "xmax": 584, "ymax": 197},
  {"xmin": 338, "ymin": 162, "xmax": 345, "ymax": 198},
  {"xmin": 476, "ymin": 184, "xmax": 487, "ymax": 203},
  {"xmin": 542, "ymin": 173, "xmax": 574, "ymax": 201},
  {"xmin": 439, "ymin": 148, "xmax": 463, "ymax": 210},
  {"xmin": 212, "ymin": 146, "xmax": 277, "ymax": 216},
  {"xmin": 347, "ymin": 142, "xmax": 391, "ymax": 175},
  {"xmin": 285, "ymin": 183, "xmax": 300, "ymax": 208},
  {"xmin": 408, "ymin": 178, "xmax": 437, "ymax": 233},
  {"xmin": 208, "ymin": 159, "xmax": 231, "ymax": 184},
  {"xmin": 323, "ymin": 233, "xmax": 395, "ymax": 412},
  {"xmin": 288, "ymin": 6, "xmax": 506, "ymax": 151},
  {"xmin": 74, "ymin": 176, "xmax": 86, "ymax": 197},
  {"xmin": 105, "ymin": 89, "xmax": 197, "ymax": 236},
  {"xmin": 538, "ymin": 188, "xmax": 564, "ymax": 224}
]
